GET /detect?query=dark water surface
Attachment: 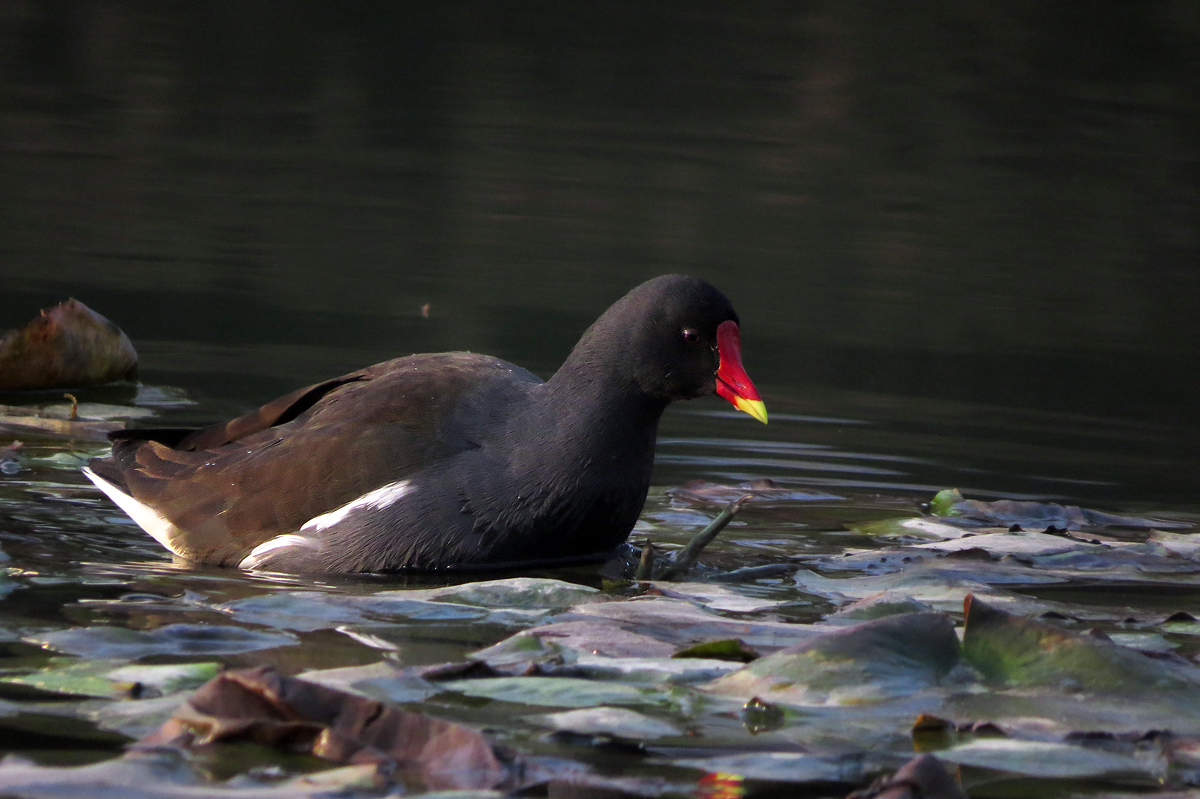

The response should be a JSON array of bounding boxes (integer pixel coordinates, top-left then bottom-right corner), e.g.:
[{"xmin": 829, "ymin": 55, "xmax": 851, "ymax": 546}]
[{"xmin": 1, "ymin": 2, "xmax": 1199, "ymax": 795}]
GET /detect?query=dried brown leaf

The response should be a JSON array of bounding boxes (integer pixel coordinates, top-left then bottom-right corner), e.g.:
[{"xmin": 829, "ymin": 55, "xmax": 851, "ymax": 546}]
[
  {"xmin": 138, "ymin": 665, "xmax": 506, "ymax": 791},
  {"xmin": 0, "ymin": 299, "xmax": 137, "ymax": 391},
  {"xmin": 846, "ymin": 754, "xmax": 965, "ymax": 799}
]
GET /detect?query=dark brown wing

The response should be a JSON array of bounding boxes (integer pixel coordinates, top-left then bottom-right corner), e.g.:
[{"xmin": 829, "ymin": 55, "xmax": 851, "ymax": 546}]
[
  {"xmin": 105, "ymin": 353, "xmax": 539, "ymax": 565},
  {"xmin": 111, "ymin": 374, "xmax": 368, "ymax": 452}
]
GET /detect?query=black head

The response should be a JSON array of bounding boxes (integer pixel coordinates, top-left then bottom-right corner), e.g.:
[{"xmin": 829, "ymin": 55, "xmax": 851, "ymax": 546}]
[{"xmin": 559, "ymin": 275, "xmax": 765, "ymax": 421}]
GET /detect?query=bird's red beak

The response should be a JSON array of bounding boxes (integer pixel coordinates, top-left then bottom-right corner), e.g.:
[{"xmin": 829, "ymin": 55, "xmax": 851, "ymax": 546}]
[{"xmin": 715, "ymin": 320, "xmax": 767, "ymax": 424}]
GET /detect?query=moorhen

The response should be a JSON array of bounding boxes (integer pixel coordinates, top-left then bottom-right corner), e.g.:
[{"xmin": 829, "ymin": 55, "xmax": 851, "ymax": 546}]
[{"xmin": 84, "ymin": 275, "xmax": 766, "ymax": 573}]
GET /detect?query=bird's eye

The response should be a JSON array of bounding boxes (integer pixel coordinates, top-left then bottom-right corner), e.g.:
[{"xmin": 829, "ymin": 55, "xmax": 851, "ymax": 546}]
[{"xmin": 682, "ymin": 328, "xmax": 700, "ymax": 344}]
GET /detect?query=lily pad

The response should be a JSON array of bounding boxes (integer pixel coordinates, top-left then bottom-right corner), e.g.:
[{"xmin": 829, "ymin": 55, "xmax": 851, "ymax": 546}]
[
  {"xmin": 1147, "ymin": 530, "xmax": 1200, "ymax": 558},
  {"xmin": 0, "ymin": 412, "xmax": 125, "ymax": 439},
  {"xmin": 704, "ymin": 612, "xmax": 961, "ymax": 705},
  {"xmin": 218, "ymin": 591, "xmax": 490, "ymax": 632},
  {"xmin": 296, "ymin": 662, "xmax": 442, "ymax": 704},
  {"xmin": 448, "ymin": 676, "xmax": 669, "ymax": 709},
  {"xmin": 936, "ymin": 738, "xmax": 1161, "ymax": 781},
  {"xmin": 472, "ymin": 620, "xmax": 678, "ymax": 663},
  {"xmin": 930, "ymin": 488, "xmax": 1190, "ymax": 531},
  {"xmin": 564, "ymin": 653, "xmax": 742, "ymax": 684},
  {"xmin": 672, "ymin": 639, "xmax": 761, "ymax": 662},
  {"xmin": 0, "ymin": 659, "xmax": 133, "ymax": 698},
  {"xmin": 82, "ymin": 693, "xmax": 193, "ymax": 739},
  {"xmin": 0, "ymin": 743, "xmax": 496, "ymax": 797},
  {"xmin": 911, "ymin": 531, "xmax": 1083, "ymax": 557},
  {"xmin": 671, "ymin": 752, "xmax": 865, "ymax": 784},
  {"xmin": 0, "ymin": 750, "xmax": 356, "ymax": 799},
  {"xmin": 105, "ymin": 663, "xmax": 223, "ymax": 695},
  {"xmin": 823, "ymin": 592, "xmax": 937, "ymax": 624},
  {"xmin": 534, "ymin": 707, "xmax": 682, "ymax": 739},
  {"xmin": 559, "ymin": 595, "xmax": 822, "ymax": 652},
  {"xmin": 29, "ymin": 624, "xmax": 297, "ymax": 659},
  {"xmin": 1, "ymin": 660, "xmax": 220, "ymax": 699},
  {"xmin": 792, "ymin": 565, "xmax": 1062, "ymax": 617},
  {"xmin": 961, "ymin": 595, "xmax": 1200, "ymax": 700},
  {"xmin": 649, "ymin": 582, "xmax": 787, "ymax": 613},
  {"xmin": 392, "ymin": 577, "xmax": 606, "ymax": 610}
]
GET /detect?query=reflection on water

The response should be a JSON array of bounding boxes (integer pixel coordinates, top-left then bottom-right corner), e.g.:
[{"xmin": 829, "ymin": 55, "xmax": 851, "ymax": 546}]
[{"xmin": 1, "ymin": 2, "xmax": 1198, "ymax": 426}]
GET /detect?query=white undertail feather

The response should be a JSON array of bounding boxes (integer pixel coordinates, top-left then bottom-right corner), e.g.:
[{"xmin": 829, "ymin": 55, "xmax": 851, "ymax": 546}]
[
  {"xmin": 300, "ymin": 479, "xmax": 414, "ymax": 532},
  {"xmin": 239, "ymin": 533, "xmax": 324, "ymax": 570},
  {"xmin": 240, "ymin": 480, "xmax": 415, "ymax": 570},
  {"xmin": 82, "ymin": 466, "xmax": 187, "ymax": 558},
  {"xmin": 87, "ymin": 469, "xmax": 415, "ymax": 570}
]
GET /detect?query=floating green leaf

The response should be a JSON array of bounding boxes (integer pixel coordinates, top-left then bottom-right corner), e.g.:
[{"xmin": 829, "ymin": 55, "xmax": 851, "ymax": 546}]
[
  {"xmin": 961, "ymin": 595, "xmax": 1200, "ymax": 700},
  {"xmin": 448, "ymin": 676, "xmax": 669, "ymax": 709},
  {"xmin": 2, "ymin": 660, "xmax": 221, "ymax": 699},
  {"xmin": 823, "ymin": 591, "xmax": 936, "ymax": 624},
  {"xmin": 105, "ymin": 663, "xmax": 222, "ymax": 695},
  {"xmin": 0, "ymin": 659, "xmax": 132, "ymax": 698},
  {"xmin": 672, "ymin": 639, "xmax": 760, "ymax": 662}
]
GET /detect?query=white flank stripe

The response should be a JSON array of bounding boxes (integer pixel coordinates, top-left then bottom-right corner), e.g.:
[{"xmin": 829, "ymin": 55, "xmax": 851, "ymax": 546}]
[
  {"xmin": 239, "ymin": 533, "xmax": 323, "ymax": 570},
  {"xmin": 300, "ymin": 479, "xmax": 413, "ymax": 532},
  {"xmin": 82, "ymin": 467, "xmax": 188, "ymax": 558}
]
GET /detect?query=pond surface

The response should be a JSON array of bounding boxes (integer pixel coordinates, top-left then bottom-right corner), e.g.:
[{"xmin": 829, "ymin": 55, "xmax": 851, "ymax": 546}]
[
  {"xmin": 1, "ymin": 2, "xmax": 1199, "ymax": 796},
  {"xmin": 1, "ymin": 378, "xmax": 1198, "ymax": 797}
]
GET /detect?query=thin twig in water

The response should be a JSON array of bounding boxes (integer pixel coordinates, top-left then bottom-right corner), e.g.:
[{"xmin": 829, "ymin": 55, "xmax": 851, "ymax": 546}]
[
  {"xmin": 658, "ymin": 494, "xmax": 752, "ymax": 580},
  {"xmin": 709, "ymin": 563, "xmax": 796, "ymax": 582}
]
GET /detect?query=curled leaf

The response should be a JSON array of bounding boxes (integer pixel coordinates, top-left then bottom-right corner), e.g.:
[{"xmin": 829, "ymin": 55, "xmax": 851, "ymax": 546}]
[
  {"xmin": 0, "ymin": 299, "xmax": 137, "ymax": 391},
  {"xmin": 139, "ymin": 665, "xmax": 507, "ymax": 791},
  {"xmin": 846, "ymin": 753, "xmax": 966, "ymax": 799}
]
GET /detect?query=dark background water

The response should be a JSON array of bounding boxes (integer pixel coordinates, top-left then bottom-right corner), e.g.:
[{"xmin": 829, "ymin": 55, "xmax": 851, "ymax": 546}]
[{"xmin": 1, "ymin": 1, "xmax": 1198, "ymax": 509}]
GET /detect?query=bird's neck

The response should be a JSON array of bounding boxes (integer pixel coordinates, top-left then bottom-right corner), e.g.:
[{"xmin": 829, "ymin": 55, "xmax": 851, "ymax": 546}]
[{"xmin": 520, "ymin": 359, "xmax": 668, "ymax": 480}]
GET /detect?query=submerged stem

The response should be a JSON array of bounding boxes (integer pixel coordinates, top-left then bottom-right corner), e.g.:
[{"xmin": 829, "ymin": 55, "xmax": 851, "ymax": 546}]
[
  {"xmin": 634, "ymin": 542, "xmax": 656, "ymax": 581},
  {"xmin": 657, "ymin": 494, "xmax": 752, "ymax": 580}
]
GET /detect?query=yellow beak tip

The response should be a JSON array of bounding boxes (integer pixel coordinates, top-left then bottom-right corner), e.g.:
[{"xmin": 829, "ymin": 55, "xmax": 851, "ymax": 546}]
[{"xmin": 735, "ymin": 398, "xmax": 769, "ymax": 425}]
